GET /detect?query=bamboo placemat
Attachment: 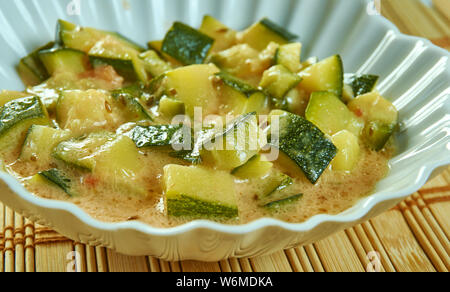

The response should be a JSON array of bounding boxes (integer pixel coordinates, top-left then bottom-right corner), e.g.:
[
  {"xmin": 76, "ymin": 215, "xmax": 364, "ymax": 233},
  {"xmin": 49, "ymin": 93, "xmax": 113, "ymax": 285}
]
[{"xmin": 0, "ymin": 0, "xmax": 449, "ymax": 272}]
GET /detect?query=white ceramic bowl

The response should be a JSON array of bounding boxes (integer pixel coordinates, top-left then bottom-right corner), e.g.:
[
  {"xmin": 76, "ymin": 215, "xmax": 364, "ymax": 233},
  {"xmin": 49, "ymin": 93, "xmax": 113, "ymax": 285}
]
[{"xmin": 0, "ymin": 0, "xmax": 449, "ymax": 261}]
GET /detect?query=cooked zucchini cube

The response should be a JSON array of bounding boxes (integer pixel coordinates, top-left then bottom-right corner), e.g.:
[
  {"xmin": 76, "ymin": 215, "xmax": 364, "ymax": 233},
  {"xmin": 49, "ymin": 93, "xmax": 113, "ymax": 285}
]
[
  {"xmin": 210, "ymin": 44, "xmax": 260, "ymax": 79},
  {"xmin": 35, "ymin": 169, "xmax": 77, "ymax": 197},
  {"xmin": 298, "ymin": 55, "xmax": 343, "ymax": 97},
  {"xmin": 53, "ymin": 131, "xmax": 116, "ymax": 171},
  {"xmin": 164, "ymin": 64, "xmax": 220, "ymax": 117},
  {"xmin": 139, "ymin": 50, "xmax": 172, "ymax": 77},
  {"xmin": 56, "ymin": 90, "xmax": 117, "ymax": 135},
  {"xmin": 111, "ymin": 85, "xmax": 153, "ymax": 122},
  {"xmin": 305, "ymin": 91, "xmax": 364, "ymax": 136},
  {"xmin": 0, "ymin": 96, "xmax": 51, "ymax": 156},
  {"xmin": 17, "ymin": 42, "xmax": 54, "ymax": 86},
  {"xmin": 232, "ymin": 154, "xmax": 273, "ymax": 179},
  {"xmin": 158, "ymin": 96, "xmax": 185, "ymax": 118},
  {"xmin": 215, "ymin": 71, "xmax": 259, "ymax": 98},
  {"xmin": 274, "ymin": 43, "xmax": 302, "ymax": 73},
  {"xmin": 345, "ymin": 74, "xmax": 379, "ymax": 97},
  {"xmin": 162, "ymin": 22, "xmax": 214, "ymax": 65},
  {"xmin": 239, "ymin": 18, "xmax": 298, "ymax": 51},
  {"xmin": 89, "ymin": 36, "xmax": 147, "ymax": 82},
  {"xmin": 269, "ymin": 110, "xmax": 337, "ymax": 184},
  {"xmin": 199, "ymin": 15, "xmax": 237, "ymax": 53},
  {"xmin": 207, "ymin": 113, "xmax": 263, "ymax": 171},
  {"xmin": 263, "ymin": 194, "xmax": 302, "ymax": 210},
  {"xmin": 163, "ymin": 165, "xmax": 238, "ymax": 219},
  {"xmin": 215, "ymin": 71, "xmax": 268, "ymax": 115},
  {"xmin": 0, "ymin": 91, "xmax": 31, "ymax": 107},
  {"xmin": 93, "ymin": 135, "xmax": 147, "ymax": 197},
  {"xmin": 260, "ymin": 65, "xmax": 302, "ymax": 100},
  {"xmin": 347, "ymin": 91, "xmax": 398, "ymax": 151},
  {"xmin": 20, "ymin": 125, "xmax": 72, "ymax": 169},
  {"xmin": 128, "ymin": 125, "xmax": 189, "ymax": 148},
  {"xmin": 331, "ymin": 130, "xmax": 361, "ymax": 172},
  {"xmin": 56, "ymin": 19, "xmax": 144, "ymax": 53},
  {"xmin": 38, "ymin": 48, "xmax": 88, "ymax": 76}
]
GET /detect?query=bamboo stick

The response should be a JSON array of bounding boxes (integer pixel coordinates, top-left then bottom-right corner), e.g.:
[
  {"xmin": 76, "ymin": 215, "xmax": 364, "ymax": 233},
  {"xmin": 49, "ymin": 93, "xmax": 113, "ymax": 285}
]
[
  {"xmin": 370, "ymin": 209, "xmax": 436, "ymax": 272},
  {"xmin": 249, "ymin": 251, "xmax": 293, "ymax": 272},
  {"xmin": 106, "ymin": 249, "xmax": 149, "ymax": 272},
  {"xmin": 284, "ymin": 249, "xmax": 304, "ymax": 272},
  {"xmin": 24, "ymin": 219, "xmax": 34, "ymax": 272},
  {"xmin": 228, "ymin": 258, "xmax": 242, "ymax": 272},
  {"xmin": 181, "ymin": 260, "xmax": 222, "ymax": 272},
  {"xmin": 304, "ymin": 244, "xmax": 325, "ymax": 272},
  {"xmin": 293, "ymin": 246, "xmax": 315, "ymax": 272},
  {"xmin": 148, "ymin": 257, "xmax": 161, "ymax": 272},
  {"xmin": 314, "ymin": 231, "xmax": 365, "ymax": 272},
  {"xmin": 399, "ymin": 201, "xmax": 447, "ymax": 272}
]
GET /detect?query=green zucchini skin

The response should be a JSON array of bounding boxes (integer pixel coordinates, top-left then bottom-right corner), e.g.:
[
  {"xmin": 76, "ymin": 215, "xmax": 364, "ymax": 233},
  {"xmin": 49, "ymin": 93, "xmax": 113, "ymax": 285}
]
[
  {"xmin": 271, "ymin": 111, "xmax": 337, "ymax": 184},
  {"xmin": 162, "ymin": 22, "xmax": 214, "ymax": 65},
  {"xmin": 111, "ymin": 85, "xmax": 153, "ymax": 121},
  {"xmin": 38, "ymin": 169, "xmax": 76, "ymax": 197},
  {"xmin": 215, "ymin": 71, "xmax": 260, "ymax": 98},
  {"xmin": 128, "ymin": 125, "xmax": 189, "ymax": 148},
  {"xmin": 18, "ymin": 42, "xmax": 54, "ymax": 86},
  {"xmin": 260, "ymin": 18, "xmax": 298, "ymax": 42},
  {"xmin": 56, "ymin": 19, "xmax": 144, "ymax": 52},
  {"xmin": 38, "ymin": 48, "xmax": 88, "ymax": 76},
  {"xmin": 169, "ymin": 150, "xmax": 202, "ymax": 165},
  {"xmin": 53, "ymin": 132, "xmax": 116, "ymax": 171},
  {"xmin": 0, "ymin": 97, "xmax": 50, "ymax": 149},
  {"xmin": 89, "ymin": 56, "xmax": 136, "ymax": 80},
  {"xmin": 167, "ymin": 195, "xmax": 238, "ymax": 220},
  {"xmin": 345, "ymin": 74, "xmax": 379, "ymax": 97},
  {"xmin": 263, "ymin": 194, "xmax": 303, "ymax": 210}
]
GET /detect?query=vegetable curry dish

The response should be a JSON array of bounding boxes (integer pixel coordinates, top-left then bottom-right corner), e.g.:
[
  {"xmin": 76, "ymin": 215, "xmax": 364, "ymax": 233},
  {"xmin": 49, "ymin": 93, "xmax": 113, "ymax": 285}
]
[{"xmin": 0, "ymin": 17, "xmax": 398, "ymax": 227}]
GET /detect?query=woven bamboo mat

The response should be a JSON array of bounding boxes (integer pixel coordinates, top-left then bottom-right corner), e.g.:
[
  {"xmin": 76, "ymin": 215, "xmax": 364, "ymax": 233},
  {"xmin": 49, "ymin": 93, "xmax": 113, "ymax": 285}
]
[{"xmin": 0, "ymin": 0, "xmax": 449, "ymax": 272}]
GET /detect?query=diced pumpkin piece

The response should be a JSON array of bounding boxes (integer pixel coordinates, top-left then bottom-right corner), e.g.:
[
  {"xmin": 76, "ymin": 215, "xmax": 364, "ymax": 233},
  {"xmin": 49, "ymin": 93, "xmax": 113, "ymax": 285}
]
[
  {"xmin": 163, "ymin": 165, "xmax": 238, "ymax": 219},
  {"xmin": 331, "ymin": 130, "xmax": 361, "ymax": 172},
  {"xmin": 305, "ymin": 91, "xmax": 364, "ymax": 136}
]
